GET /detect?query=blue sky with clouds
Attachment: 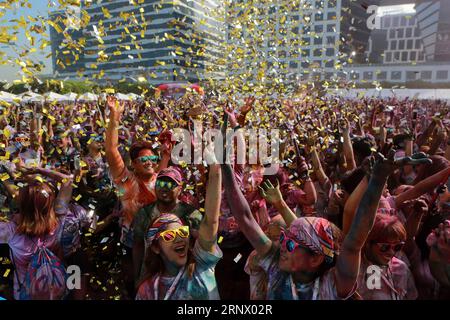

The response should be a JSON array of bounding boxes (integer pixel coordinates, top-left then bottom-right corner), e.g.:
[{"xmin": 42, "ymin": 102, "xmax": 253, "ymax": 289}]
[{"xmin": 0, "ymin": 0, "xmax": 56, "ymax": 82}]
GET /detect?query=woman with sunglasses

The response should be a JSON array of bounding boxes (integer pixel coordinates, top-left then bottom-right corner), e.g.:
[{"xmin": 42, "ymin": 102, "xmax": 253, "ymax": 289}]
[
  {"xmin": 356, "ymin": 213, "xmax": 418, "ymax": 300},
  {"xmin": 135, "ymin": 161, "xmax": 222, "ymax": 300}
]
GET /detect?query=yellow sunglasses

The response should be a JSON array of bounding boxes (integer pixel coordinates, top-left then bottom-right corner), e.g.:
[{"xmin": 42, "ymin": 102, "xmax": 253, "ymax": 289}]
[{"xmin": 158, "ymin": 226, "xmax": 190, "ymax": 242}]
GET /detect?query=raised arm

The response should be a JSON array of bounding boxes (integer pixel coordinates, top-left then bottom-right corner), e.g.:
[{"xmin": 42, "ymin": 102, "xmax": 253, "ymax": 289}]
[
  {"xmin": 342, "ymin": 176, "xmax": 368, "ymax": 235},
  {"xmin": 105, "ymin": 96, "xmax": 126, "ymax": 179},
  {"xmin": 198, "ymin": 163, "xmax": 221, "ymax": 252},
  {"xmin": 342, "ymin": 119, "xmax": 356, "ymax": 171},
  {"xmin": 222, "ymin": 163, "xmax": 272, "ymax": 256},
  {"xmin": 395, "ymin": 166, "xmax": 450, "ymax": 208}
]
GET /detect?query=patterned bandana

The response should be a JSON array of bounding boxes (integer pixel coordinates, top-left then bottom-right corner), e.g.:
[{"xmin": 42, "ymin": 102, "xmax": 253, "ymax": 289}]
[
  {"xmin": 288, "ymin": 217, "xmax": 338, "ymax": 264},
  {"xmin": 145, "ymin": 213, "xmax": 183, "ymax": 247}
]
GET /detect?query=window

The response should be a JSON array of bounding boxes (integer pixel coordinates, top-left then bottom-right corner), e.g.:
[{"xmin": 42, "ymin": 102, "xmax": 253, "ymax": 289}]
[
  {"xmin": 415, "ymin": 40, "xmax": 421, "ymax": 49},
  {"xmin": 384, "ymin": 17, "xmax": 391, "ymax": 28},
  {"xmin": 350, "ymin": 72, "xmax": 360, "ymax": 80},
  {"xmin": 314, "ymin": 37, "xmax": 323, "ymax": 45},
  {"xmin": 377, "ymin": 71, "xmax": 387, "ymax": 80},
  {"xmin": 391, "ymin": 71, "xmax": 402, "ymax": 80},
  {"xmin": 386, "ymin": 52, "xmax": 392, "ymax": 62},
  {"xmin": 400, "ymin": 17, "xmax": 407, "ymax": 26},
  {"xmin": 406, "ymin": 71, "xmax": 418, "ymax": 80},
  {"xmin": 315, "ymin": 24, "xmax": 323, "ymax": 32},
  {"xmin": 390, "ymin": 29, "xmax": 395, "ymax": 38},
  {"xmin": 401, "ymin": 51, "xmax": 408, "ymax": 61},
  {"xmin": 421, "ymin": 71, "xmax": 432, "ymax": 79},
  {"xmin": 326, "ymin": 48, "xmax": 334, "ymax": 56},
  {"xmin": 397, "ymin": 29, "xmax": 404, "ymax": 38},
  {"xmin": 391, "ymin": 40, "xmax": 397, "ymax": 50},
  {"xmin": 407, "ymin": 39, "xmax": 413, "ymax": 49},
  {"xmin": 410, "ymin": 51, "xmax": 416, "ymax": 60},
  {"xmin": 363, "ymin": 71, "xmax": 373, "ymax": 80},
  {"xmin": 326, "ymin": 36, "xmax": 335, "ymax": 44},
  {"xmin": 399, "ymin": 40, "xmax": 405, "ymax": 49},
  {"xmin": 405, "ymin": 28, "xmax": 412, "ymax": 38},
  {"xmin": 437, "ymin": 70, "xmax": 448, "ymax": 79},
  {"xmin": 393, "ymin": 16, "xmax": 399, "ymax": 27},
  {"xmin": 327, "ymin": 24, "xmax": 335, "ymax": 32}
]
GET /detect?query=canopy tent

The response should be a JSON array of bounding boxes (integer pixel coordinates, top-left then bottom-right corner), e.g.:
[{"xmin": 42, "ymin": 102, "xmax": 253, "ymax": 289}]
[
  {"xmin": 127, "ymin": 93, "xmax": 143, "ymax": 100},
  {"xmin": 44, "ymin": 92, "xmax": 68, "ymax": 102},
  {"xmin": 21, "ymin": 91, "xmax": 44, "ymax": 103},
  {"xmin": 0, "ymin": 91, "xmax": 20, "ymax": 103},
  {"xmin": 64, "ymin": 92, "xmax": 78, "ymax": 102},
  {"xmin": 78, "ymin": 92, "xmax": 98, "ymax": 101},
  {"xmin": 115, "ymin": 93, "xmax": 131, "ymax": 101}
]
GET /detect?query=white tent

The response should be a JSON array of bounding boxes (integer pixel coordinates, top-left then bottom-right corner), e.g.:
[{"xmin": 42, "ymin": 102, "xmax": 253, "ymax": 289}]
[
  {"xmin": 78, "ymin": 92, "xmax": 98, "ymax": 101},
  {"xmin": 64, "ymin": 92, "xmax": 78, "ymax": 102},
  {"xmin": 128, "ymin": 93, "xmax": 142, "ymax": 100},
  {"xmin": 44, "ymin": 92, "xmax": 68, "ymax": 102},
  {"xmin": 0, "ymin": 91, "xmax": 20, "ymax": 103},
  {"xmin": 21, "ymin": 91, "xmax": 44, "ymax": 103},
  {"xmin": 116, "ymin": 93, "xmax": 131, "ymax": 101}
]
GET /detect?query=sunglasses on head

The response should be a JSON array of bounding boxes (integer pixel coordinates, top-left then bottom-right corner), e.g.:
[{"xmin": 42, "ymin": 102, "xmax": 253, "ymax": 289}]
[
  {"xmin": 156, "ymin": 179, "xmax": 178, "ymax": 190},
  {"xmin": 280, "ymin": 230, "xmax": 304, "ymax": 253},
  {"xmin": 138, "ymin": 155, "xmax": 159, "ymax": 163},
  {"xmin": 158, "ymin": 226, "xmax": 190, "ymax": 242},
  {"xmin": 373, "ymin": 242, "xmax": 405, "ymax": 253}
]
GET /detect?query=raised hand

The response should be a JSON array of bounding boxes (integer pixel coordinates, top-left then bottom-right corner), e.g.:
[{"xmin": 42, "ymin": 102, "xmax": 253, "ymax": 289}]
[
  {"xmin": 371, "ymin": 151, "xmax": 432, "ymax": 180},
  {"xmin": 240, "ymin": 96, "xmax": 255, "ymax": 115},
  {"xmin": 106, "ymin": 95, "xmax": 124, "ymax": 122},
  {"xmin": 259, "ymin": 179, "xmax": 283, "ymax": 206}
]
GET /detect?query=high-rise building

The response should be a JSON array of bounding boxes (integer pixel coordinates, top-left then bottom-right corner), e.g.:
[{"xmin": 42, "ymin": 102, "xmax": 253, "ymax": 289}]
[
  {"xmin": 80, "ymin": 0, "xmax": 224, "ymax": 83},
  {"xmin": 224, "ymin": 0, "xmax": 381, "ymax": 87},
  {"xmin": 48, "ymin": 7, "xmax": 86, "ymax": 78},
  {"xmin": 365, "ymin": 5, "xmax": 426, "ymax": 64},
  {"xmin": 415, "ymin": 0, "xmax": 450, "ymax": 62}
]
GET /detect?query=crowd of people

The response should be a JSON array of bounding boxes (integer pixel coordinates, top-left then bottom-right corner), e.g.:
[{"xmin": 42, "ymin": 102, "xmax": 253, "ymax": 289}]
[{"xmin": 0, "ymin": 91, "xmax": 449, "ymax": 300}]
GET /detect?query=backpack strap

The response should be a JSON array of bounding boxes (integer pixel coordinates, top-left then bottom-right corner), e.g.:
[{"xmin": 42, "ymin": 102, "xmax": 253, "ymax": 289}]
[{"xmin": 8, "ymin": 245, "xmax": 24, "ymax": 294}]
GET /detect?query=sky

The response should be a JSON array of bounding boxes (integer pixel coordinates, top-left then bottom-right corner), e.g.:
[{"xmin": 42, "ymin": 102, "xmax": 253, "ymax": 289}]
[{"xmin": 0, "ymin": 0, "xmax": 55, "ymax": 82}]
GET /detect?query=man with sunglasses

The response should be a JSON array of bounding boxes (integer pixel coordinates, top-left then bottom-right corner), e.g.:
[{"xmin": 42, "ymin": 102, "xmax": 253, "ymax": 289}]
[
  {"xmin": 132, "ymin": 167, "xmax": 200, "ymax": 285},
  {"xmin": 105, "ymin": 96, "xmax": 172, "ymax": 298}
]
